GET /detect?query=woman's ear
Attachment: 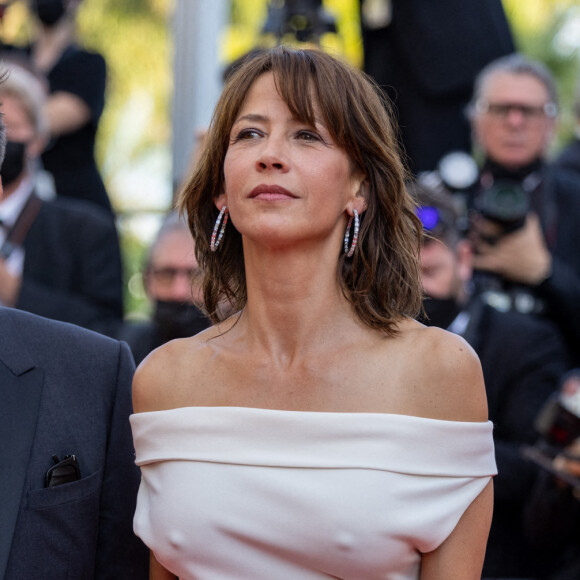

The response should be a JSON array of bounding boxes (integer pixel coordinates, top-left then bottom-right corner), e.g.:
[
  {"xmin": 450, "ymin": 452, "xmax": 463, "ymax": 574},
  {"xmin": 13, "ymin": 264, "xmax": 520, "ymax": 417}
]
[
  {"xmin": 214, "ymin": 192, "xmax": 226, "ymax": 210},
  {"xmin": 350, "ymin": 177, "xmax": 368, "ymax": 215}
]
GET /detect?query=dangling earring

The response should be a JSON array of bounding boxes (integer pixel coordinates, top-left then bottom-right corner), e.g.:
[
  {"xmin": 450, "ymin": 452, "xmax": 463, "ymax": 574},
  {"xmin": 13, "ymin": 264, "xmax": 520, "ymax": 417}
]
[
  {"xmin": 210, "ymin": 206, "xmax": 229, "ymax": 252},
  {"xmin": 343, "ymin": 209, "xmax": 359, "ymax": 258}
]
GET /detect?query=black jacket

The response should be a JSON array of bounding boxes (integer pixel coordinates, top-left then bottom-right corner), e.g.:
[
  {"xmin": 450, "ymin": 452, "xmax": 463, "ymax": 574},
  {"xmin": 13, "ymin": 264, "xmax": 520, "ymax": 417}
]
[
  {"xmin": 360, "ymin": 0, "xmax": 514, "ymax": 172},
  {"xmin": 15, "ymin": 193, "xmax": 123, "ymax": 335},
  {"xmin": 0, "ymin": 308, "xmax": 148, "ymax": 579},
  {"xmin": 459, "ymin": 299, "xmax": 568, "ymax": 577},
  {"xmin": 534, "ymin": 164, "xmax": 580, "ymax": 364},
  {"xmin": 554, "ymin": 137, "xmax": 580, "ymax": 176}
]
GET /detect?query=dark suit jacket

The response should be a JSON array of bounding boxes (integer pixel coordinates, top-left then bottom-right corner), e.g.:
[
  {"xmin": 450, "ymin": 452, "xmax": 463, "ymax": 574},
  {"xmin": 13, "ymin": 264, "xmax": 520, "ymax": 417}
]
[
  {"xmin": 361, "ymin": 0, "xmax": 514, "ymax": 172},
  {"xmin": 0, "ymin": 308, "xmax": 148, "ymax": 579},
  {"xmin": 461, "ymin": 300, "xmax": 568, "ymax": 577},
  {"xmin": 554, "ymin": 137, "xmax": 580, "ymax": 176},
  {"xmin": 531, "ymin": 164, "xmax": 580, "ymax": 366},
  {"xmin": 15, "ymin": 194, "xmax": 123, "ymax": 336}
]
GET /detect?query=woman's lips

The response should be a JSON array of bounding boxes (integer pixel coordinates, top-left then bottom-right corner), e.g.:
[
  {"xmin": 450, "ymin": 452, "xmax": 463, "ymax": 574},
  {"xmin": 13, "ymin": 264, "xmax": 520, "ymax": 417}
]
[{"xmin": 249, "ymin": 184, "xmax": 296, "ymax": 200}]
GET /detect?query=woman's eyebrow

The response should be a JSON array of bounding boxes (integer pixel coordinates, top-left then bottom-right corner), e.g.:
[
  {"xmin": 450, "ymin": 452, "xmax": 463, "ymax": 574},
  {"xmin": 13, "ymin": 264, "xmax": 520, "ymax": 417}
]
[
  {"xmin": 233, "ymin": 113, "xmax": 324, "ymax": 130},
  {"xmin": 233, "ymin": 113, "xmax": 268, "ymax": 124}
]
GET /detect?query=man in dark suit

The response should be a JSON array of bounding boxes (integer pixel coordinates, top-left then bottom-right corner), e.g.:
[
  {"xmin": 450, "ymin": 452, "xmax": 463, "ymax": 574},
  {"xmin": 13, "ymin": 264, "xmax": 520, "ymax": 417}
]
[
  {"xmin": 0, "ymin": 306, "xmax": 149, "ymax": 578},
  {"xmin": 360, "ymin": 0, "xmax": 514, "ymax": 173},
  {"xmin": 0, "ymin": 61, "xmax": 123, "ymax": 336},
  {"xmin": 414, "ymin": 182, "xmax": 568, "ymax": 578},
  {"xmin": 0, "ymin": 61, "xmax": 147, "ymax": 578},
  {"xmin": 119, "ymin": 211, "xmax": 212, "ymax": 365},
  {"xmin": 467, "ymin": 54, "xmax": 580, "ymax": 367}
]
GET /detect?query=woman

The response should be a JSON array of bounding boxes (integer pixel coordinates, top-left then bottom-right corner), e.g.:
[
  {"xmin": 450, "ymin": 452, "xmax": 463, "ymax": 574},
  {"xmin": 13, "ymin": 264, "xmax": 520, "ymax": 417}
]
[
  {"xmin": 131, "ymin": 46, "xmax": 495, "ymax": 580},
  {"xmin": 29, "ymin": 0, "xmax": 112, "ymax": 213}
]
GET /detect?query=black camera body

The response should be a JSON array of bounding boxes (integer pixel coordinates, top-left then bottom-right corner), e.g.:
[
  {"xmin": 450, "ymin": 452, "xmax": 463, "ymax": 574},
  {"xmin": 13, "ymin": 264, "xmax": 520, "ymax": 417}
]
[
  {"xmin": 473, "ymin": 178, "xmax": 530, "ymax": 237},
  {"xmin": 262, "ymin": 0, "xmax": 337, "ymax": 43},
  {"xmin": 522, "ymin": 370, "xmax": 580, "ymax": 492},
  {"xmin": 424, "ymin": 150, "xmax": 537, "ymax": 239},
  {"xmin": 535, "ymin": 370, "xmax": 580, "ymax": 452},
  {"xmin": 418, "ymin": 151, "xmax": 547, "ymax": 315}
]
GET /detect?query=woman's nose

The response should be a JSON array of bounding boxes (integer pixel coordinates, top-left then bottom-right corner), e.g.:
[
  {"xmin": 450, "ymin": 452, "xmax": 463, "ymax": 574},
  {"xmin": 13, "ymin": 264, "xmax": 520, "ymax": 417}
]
[{"xmin": 256, "ymin": 137, "xmax": 289, "ymax": 172}]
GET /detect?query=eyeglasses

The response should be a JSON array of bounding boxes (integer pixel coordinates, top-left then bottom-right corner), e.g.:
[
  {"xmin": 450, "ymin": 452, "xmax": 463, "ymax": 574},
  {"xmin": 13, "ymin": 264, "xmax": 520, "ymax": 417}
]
[
  {"xmin": 148, "ymin": 267, "xmax": 197, "ymax": 286},
  {"xmin": 475, "ymin": 99, "xmax": 558, "ymax": 120}
]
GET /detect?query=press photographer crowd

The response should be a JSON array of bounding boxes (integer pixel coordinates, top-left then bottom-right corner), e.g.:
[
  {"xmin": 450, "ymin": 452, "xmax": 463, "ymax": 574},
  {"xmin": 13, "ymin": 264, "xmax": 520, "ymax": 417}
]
[
  {"xmin": 413, "ymin": 53, "xmax": 580, "ymax": 579},
  {"xmin": 2, "ymin": 0, "xmax": 580, "ymax": 578}
]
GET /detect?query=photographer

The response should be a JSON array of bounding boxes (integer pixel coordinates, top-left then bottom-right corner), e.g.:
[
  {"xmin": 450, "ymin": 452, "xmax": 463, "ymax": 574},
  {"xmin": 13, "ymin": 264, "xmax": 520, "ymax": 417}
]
[
  {"xmin": 414, "ymin": 181, "xmax": 568, "ymax": 578},
  {"xmin": 523, "ymin": 372, "xmax": 580, "ymax": 579},
  {"xmin": 467, "ymin": 53, "xmax": 580, "ymax": 366}
]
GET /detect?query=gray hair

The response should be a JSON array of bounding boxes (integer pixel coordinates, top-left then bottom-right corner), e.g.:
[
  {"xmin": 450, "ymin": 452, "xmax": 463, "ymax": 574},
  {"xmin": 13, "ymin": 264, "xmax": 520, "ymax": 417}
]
[
  {"xmin": 0, "ymin": 61, "xmax": 49, "ymax": 138},
  {"xmin": 144, "ymin": 210, "xmax": 192, "ymax": 271},
  {"xmin": 467, "ymin": 53, "xmax": 558, "ymax": 119}
]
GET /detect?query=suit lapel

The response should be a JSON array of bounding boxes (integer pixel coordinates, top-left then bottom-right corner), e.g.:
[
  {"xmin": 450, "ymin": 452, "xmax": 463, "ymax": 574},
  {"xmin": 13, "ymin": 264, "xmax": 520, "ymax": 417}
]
[{"xmin": 0, "ymin": 310, "xmax": 43, "ymax": 580}]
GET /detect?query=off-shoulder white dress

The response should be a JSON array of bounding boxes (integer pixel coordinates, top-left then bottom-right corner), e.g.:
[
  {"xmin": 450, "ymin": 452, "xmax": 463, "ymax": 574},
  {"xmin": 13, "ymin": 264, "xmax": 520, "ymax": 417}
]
[{"xmin": 131, "ymin": 406, "xmax": 496, "ymax": 580}]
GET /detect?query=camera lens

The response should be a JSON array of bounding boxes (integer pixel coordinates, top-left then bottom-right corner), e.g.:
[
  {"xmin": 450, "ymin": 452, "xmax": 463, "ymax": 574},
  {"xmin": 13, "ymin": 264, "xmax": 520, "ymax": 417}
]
[{"xmin": 476, "ymin": 178, "xmax": 529, "ymax": 229}]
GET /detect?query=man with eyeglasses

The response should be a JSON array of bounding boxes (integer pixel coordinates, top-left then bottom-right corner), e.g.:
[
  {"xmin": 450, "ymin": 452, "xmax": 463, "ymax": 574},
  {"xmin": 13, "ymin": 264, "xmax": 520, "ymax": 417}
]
[
  {"xmin": 466, "ymin": 53, "xmax": 580, "ymax": 369},
  {"xmin": 119, "ymin": 211, "xmax": 213, "ymax": 365}
]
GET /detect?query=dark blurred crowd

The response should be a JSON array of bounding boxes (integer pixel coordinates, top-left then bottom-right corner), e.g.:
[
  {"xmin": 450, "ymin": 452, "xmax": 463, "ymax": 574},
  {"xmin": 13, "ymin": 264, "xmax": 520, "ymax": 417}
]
[
  {"xmin": 399, "ymin": 21, "xmax": 580, "ymax": 580},
  {"xmin": 1, "ymin": 1, "xmax": 580, "ymax": 578}
]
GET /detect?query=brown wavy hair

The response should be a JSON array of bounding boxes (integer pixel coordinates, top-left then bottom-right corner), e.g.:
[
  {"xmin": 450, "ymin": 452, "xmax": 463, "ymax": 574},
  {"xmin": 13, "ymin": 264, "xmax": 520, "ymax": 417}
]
[{"xmin": 177, "ymin": 46, "xmax": 423, "ymax": 335}]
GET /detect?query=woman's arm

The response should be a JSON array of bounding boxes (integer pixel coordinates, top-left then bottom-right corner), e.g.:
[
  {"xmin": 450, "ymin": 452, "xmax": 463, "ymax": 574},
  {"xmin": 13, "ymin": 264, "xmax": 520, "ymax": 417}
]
[
  {"xmin": 420, "ymin": 480, "xmax": 494, "ymax": 579},
  {"xmin": 411, "ymin": 326, "xmax": 493, "ymax": 578},
  {"xmin": 45, "ymin": 91, "xmax": 91, "ymax": 136},
  {"xmin": 150, "ymin": 552, "xmax": 178, "ymax": 580}
]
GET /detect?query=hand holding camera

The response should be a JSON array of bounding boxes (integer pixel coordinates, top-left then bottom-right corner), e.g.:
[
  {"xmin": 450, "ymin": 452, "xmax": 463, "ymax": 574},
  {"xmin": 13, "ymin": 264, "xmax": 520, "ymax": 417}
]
[
  {"xmin": 470, "ymin": 212, "xmax": 552, "ymax": 286},
  {"xmin": 524, "ymin": 370, "xmax": 580, "ymax": 498},
  {"xmin": 552, "ymin": 439, "xmax": 580, "ymax": 499}
]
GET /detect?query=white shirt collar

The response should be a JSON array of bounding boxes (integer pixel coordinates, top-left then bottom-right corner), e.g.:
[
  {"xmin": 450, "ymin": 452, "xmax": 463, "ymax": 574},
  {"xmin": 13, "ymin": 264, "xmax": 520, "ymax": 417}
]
[
  {"xmin": 448, "ymin": 310, "xmax": 470, "ymax": 336},
  {"xmin": 0, "ymin": 177, "xmax": 35, "ymax": 228}
]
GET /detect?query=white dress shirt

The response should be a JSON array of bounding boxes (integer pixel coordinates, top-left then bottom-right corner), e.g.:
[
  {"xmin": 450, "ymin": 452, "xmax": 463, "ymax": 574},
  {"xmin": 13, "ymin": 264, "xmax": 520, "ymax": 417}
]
[{"xmin": 0, "ymin": 176, "xmax": 35, "ymax": 277}]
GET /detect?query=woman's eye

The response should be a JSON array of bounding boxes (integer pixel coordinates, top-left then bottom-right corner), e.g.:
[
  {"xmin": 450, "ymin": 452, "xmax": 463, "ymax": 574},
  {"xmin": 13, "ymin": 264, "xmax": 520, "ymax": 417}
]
[
  {"xmin": 296, "ymin": 130, "xmax": 320, "ymax": 142},
  {"xmin": 234, "ymin": 128, "xmax": 262, "ymax": 141}
]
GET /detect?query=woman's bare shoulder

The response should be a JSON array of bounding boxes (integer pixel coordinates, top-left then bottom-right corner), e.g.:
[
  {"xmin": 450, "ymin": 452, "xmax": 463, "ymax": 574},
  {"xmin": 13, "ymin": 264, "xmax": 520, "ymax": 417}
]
[
  {"xmin": 396, "ymin": 319, "xmax": 488, "ymax": 422},
  {"xmin": 132, "ymin": 325, "xmax": 224, "ymax": 414}
]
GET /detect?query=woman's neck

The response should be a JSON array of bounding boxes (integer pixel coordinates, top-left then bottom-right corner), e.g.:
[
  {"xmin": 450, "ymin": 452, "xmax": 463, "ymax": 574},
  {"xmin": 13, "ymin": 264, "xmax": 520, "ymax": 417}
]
[
  {"xmin": 32, "ymin": 21, "xmax": 75, "ymax": 73},
  {"xmin": 239, "ymin": 243, "xmax": 361, "ymax": 360}
]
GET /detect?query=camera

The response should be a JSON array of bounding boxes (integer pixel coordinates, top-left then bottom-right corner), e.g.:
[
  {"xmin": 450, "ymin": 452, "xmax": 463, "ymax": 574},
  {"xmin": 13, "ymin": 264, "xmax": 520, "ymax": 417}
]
[
  {"xmin": 417, "ymin": 151, "xmax": 546, "ymax": 315},
  {"xmin": 535, "ymin": 370, "xmax": 580, "ymax": 452},
  {"xmin": 421, "ymin": 150, "xmax": 537, "ymax": 239},
  {"xmin": 522, "ymin": 370, "xmax": 580, "ymax": 491},
  {"xmin": 473, "ymin": 178, "xmax": 530, "ymax": 236},
  {"xmin": 262, "ymin": 0, "xmax": 337, "ymax": 43}
]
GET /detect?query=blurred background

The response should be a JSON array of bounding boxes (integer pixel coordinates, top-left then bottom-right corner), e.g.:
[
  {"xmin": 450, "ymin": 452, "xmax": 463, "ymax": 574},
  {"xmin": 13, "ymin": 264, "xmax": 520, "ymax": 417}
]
[{"xmin": 1, "ymin": 0, "xmax": 578, "ymax": 320}]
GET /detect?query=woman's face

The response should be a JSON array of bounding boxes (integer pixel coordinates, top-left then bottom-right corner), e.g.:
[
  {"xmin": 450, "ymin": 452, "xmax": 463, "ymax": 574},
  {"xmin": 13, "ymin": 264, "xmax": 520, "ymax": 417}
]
[{"xmin": 221, "ymin": 72, "xmax": 365, "ymax": 252}]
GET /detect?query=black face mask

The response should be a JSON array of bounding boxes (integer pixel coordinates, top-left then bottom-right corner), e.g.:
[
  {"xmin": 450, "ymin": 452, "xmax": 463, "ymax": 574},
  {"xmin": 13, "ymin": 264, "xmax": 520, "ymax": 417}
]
[
  {"xmin": 0, "ymin": 141, "xmax": 27, "ymax": 187},
  {"xmin": 153, "ymin": 300, "xmax": 211, "ymax": 344},
  {"xmin": 418, "ymin": 296, "xmax": 461, "ymax": 330},
  {"xmin": 32, "ymin": 0, "xmax": 66, "ymax": 27}
]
